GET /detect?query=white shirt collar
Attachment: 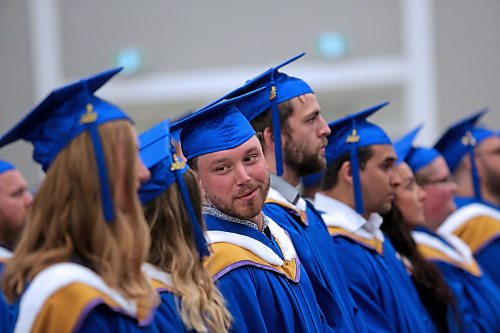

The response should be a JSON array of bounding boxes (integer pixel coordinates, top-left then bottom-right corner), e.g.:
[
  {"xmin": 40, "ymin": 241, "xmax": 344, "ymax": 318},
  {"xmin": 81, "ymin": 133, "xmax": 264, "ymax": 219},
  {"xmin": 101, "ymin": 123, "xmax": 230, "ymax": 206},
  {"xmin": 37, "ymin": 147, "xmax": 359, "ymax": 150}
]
[
  {"xmin": 0, "ymin": 246, "xmax": 12, "ymax": 259},
  {"xmin": 314, "ymin": 193, "xmax": 384, "ymax": 241}
]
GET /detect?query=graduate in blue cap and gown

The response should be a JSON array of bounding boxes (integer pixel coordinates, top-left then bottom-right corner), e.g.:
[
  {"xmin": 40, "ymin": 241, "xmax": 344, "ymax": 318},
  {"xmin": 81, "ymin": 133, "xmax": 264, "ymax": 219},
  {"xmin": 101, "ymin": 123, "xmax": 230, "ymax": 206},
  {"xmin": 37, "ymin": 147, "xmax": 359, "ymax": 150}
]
[
  {"xmin": 435, "ymin": 109, "xmax": 499, "ymax": 209},
  {"xmin": 0, "ymin": 160, "xmax": 33, "ymax": 333},
  {"xmin": 206, "ymin": 53, "xmax": 366, "ymax": 332},
  {"xmin": 399, "ymin": 127, "xmax": 500, "ymax": 332},
  {"xmin": 172, "ymin": 91, "xmax": 328, "ymax": 333},
  {"xmin": 0, "ymin": 160, "xmax": 33, "ymax": 270},
  {"xmin": 0, "ymin": 68, "xmax": 159, "ymax": 333},
  {"xmin": 313, "ymin": 102, "xmax": 438, "ymax": 333},
  {"xmin": 138, "ymin": 120, "xmax": 232, "ymax": 333},
  {"xmin": 433, "ymin": 110, "xmax": 500, "ymax": 287}
]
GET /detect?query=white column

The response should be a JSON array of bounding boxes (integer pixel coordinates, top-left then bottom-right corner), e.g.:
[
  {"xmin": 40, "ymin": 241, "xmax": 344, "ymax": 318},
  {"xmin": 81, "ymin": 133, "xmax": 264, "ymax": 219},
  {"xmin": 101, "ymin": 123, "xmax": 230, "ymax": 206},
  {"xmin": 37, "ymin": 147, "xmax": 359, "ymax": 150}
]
[
  {"xmin": 27, "ymin": 0, "xmax": 63, "ymax": 102},
  {"xmin": 402, "ymin": 0, "xmax": 438, "ymax": 145}
]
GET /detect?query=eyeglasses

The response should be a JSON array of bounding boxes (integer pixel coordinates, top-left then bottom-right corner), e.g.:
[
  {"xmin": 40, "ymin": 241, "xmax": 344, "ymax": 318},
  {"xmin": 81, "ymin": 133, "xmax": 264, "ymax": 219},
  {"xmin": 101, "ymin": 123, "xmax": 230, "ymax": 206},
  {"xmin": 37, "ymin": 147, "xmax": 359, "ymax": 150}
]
[{"xmin": 419, "ymin": 174, "xmax": 454, "ymax": 186}]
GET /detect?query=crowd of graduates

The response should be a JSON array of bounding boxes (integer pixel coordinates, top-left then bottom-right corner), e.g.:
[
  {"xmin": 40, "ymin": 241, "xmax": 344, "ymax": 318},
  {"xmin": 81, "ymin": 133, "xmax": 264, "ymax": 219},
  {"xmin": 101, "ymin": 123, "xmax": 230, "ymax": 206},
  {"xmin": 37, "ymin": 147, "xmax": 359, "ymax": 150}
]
[{"xmin": 0, "ymin": 53, "xmax": 499, "ymax": 332}]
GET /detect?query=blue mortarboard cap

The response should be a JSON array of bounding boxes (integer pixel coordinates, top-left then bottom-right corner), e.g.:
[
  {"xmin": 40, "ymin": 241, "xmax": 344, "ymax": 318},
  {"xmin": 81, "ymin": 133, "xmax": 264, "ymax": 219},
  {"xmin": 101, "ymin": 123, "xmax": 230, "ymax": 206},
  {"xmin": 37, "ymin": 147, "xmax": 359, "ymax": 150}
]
[
  {"xmin": 138, "ymin": 120, "xmax": 209, "ymax": 258},
  {"xmin": 0, "ymin": 160, "xmax": 15, "ymax": 174},
  {"xmin": 172, "ymin": 88, "xmax": 265, "ymax": 161},
  {"xmin": 203, "ymin": 53, "xmax": 312, "ymax": 176},
  {"xmin": 394, "ymin": 125, "xmax": 441, "ymax": 173},
  {"xmin": 434, "ymin": 109, "xmax": 489, "ymax": 201},
  {"xmin": 0, "ymin": 67, "xmax": 129, "ymax": 222},
  {"xmin": 405, "ymin": 147, "xmax": 440, "ymax": 174},
  {"xmin": 394, "ymin": 125, "xmax": 423, "ymax": 164},
  {"xmin": 434, "ymin": 109, "xmax": 488, "ymax": 172},
  {"xmin": 326, "ymin": 102, "xmax": 392, "ymax": 214},
  {"xmin": 471, "ymin": 127, "xmax": 496, "ymax": 144}
]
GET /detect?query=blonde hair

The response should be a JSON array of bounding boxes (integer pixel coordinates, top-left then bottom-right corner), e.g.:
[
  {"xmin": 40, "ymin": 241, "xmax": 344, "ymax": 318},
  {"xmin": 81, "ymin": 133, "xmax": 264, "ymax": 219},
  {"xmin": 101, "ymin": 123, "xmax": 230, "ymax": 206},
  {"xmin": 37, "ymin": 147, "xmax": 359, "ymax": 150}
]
[
  {"xmin": 143, "ymin": 169, "xmax": 231, "ymax": 333},
  {"xmin": 2, "ymin": 120, "xmax": 157, "ymax": 312}
]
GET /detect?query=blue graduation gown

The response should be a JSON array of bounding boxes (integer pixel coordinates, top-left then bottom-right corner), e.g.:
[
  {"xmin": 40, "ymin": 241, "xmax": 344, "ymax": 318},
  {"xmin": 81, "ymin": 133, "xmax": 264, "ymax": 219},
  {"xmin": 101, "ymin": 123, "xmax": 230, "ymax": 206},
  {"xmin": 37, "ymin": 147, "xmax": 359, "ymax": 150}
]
[
  {"xmin": 142, "ymin": 263, "xmax": 195, "ymax": 332},
  {"xmin": 12, "ymin": 262, "xmax": 157, "ymax": 333},
  {"xmin": 1, "ymin": 290, "xmax": 11, "ymax": 333},
  {"xmin": 413, "ymin": 228, "xmax": 500, "ymax": 333},
  {"xmin": 317, "ymin": 196, "xmax": 436, "ymax": 332},
  {"xmin": 203, "ymin": 212, "xmax": 327, "ymax": 333},
  {"xmin": 438, "ymin": 202, "xmax": 500, "ymax": 288},
  {"xmin": 264, "ymin": 188, "xmax": 366, "ymax": 332},
  {"xmin": 330, "ymin": 235, "xmax": 436, "ymax": 332},
  {"xmin": 78, "ymin": 305, "xmax": 157, "ymax": 332},
  {"xmin": 455, "ymin": 196, "xmax": 499, "ymax": 210},
  {"xmin": 1, "ymin": 248, "xmax": 14, "ymax": 333}
]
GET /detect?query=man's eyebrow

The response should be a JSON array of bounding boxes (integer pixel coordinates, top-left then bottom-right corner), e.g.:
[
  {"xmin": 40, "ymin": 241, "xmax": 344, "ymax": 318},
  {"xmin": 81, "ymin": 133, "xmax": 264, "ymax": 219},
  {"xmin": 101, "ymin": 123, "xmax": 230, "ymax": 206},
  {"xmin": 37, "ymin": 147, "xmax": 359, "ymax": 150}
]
[
  {"xmin": 209, "ymin": 157, "xmax": 231, "ymax": 166},
  {"xmin": 245, "ymin": 147, "xmax": 260, "ymax": 154}
]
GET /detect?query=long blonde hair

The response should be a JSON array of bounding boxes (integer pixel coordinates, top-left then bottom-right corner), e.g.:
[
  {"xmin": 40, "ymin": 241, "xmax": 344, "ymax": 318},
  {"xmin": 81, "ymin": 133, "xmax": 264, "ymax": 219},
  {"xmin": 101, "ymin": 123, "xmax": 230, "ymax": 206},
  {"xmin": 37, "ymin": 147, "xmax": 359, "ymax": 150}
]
[
  {"xmin": 2, "ymin": 120, "xmax": 157, "ymax": 311},
  {"xmin": 143, "ymin": 169, "xmax": 231, "ymax": 333}
]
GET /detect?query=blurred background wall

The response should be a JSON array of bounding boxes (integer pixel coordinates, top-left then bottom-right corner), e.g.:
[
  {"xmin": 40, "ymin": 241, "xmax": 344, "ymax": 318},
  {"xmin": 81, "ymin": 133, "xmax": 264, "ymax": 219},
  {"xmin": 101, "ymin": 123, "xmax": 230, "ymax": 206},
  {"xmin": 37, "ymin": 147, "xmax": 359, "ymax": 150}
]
[{"xmin": 1, "ymin": 0, "xmax": 499, "ymax": 186}]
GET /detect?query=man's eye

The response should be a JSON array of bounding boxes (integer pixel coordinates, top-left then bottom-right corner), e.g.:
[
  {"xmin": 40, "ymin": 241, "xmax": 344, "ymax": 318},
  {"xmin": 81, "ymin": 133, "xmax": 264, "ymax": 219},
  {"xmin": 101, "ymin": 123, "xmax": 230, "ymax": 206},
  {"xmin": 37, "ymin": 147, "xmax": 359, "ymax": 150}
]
[
  {"xmin": 215, "ymin": 165, "xmax": 229, "ymax": 173},
  {"xmin": 307, "ymin": 116, "xmax": 317, "ymax": 124},
  {"xmin": 244, "ymin": 154, "xmax": 258, "ymax": 163}
]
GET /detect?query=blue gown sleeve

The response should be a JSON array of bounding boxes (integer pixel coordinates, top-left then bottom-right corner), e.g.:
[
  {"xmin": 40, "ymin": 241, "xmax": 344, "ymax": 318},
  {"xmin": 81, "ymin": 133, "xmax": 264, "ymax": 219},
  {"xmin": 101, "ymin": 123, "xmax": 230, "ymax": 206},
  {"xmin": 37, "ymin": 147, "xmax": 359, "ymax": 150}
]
[
  {"xmin": 475, "ymin": 239, "xmax": 500, "ymax": 288},
  {"xmin": 332, "ymin": 237, "xmax": 395, "ymax": 333},
  {"xmin": 152, "ymin": 291, "xmax": 192, "ymax": 332},
  {"xmin": 215, "ymin": 267, "xmax": 268, "ymax": 333},
  {"xmin": 1, "ymin": 292, "xmax": 12, "ymax": 333},
  {"xmin": 77, "ymin": 303, "xmax": 157, "ymax": 333},
  {"xmin": 436, "ymin": 262, "xmax": 500, "ymax": 333}
]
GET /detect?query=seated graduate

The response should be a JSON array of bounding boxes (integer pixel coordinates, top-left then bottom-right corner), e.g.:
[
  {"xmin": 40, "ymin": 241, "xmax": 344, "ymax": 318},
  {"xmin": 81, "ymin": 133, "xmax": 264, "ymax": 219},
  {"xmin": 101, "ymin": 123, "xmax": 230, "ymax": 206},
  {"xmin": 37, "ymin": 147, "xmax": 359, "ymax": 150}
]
[
  {"xmin": 138, "ymin": 120, "xmax": 231, "ymax": 333},
  {"xmin": 0, "ymin": 68, "xmax": 158, "ymax": 332},
  {"xmin": 0, "ymin": 160, "xmax": 33, "ymax": 333},
  {"xmin": 0, "ymin": 160, "xmax": 33, "ymax": 268},
  {"xmin": 208, "ymin": 53, "xmax": 365, "ymax": 332},
  {"xmin": 172, "ymin": 90, "xmax": 328, "ymax": 333},
  {"xmin": 313, "ymin": 103, "xmax": 438, "ymax": 332},
  {"xmin": 398, "ymin": 125, "xmax": 500, "ymax": 332},
  {"xmin": 434, "ymin": 110, "xmax": 500, "ymax": 287},
  {"xmin": 381, "ymin": 126, "xmax": 458, "ymax": 333}
]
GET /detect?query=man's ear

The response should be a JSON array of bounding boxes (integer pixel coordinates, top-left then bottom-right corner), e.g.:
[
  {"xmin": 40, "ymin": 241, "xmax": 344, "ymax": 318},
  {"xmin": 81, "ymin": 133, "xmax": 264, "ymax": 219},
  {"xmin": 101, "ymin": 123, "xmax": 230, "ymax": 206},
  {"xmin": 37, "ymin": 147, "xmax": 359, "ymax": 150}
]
[
  {"xmin": 339, "ymin": 160, "xmax": 353, "ymax": 185},
  {"xmin": 462, "ymin": 154, "xmax": 472, "ymax": 171},
  {"xmin": 262, "ymin": 127, "xmax": 275, "ymax": 150}
]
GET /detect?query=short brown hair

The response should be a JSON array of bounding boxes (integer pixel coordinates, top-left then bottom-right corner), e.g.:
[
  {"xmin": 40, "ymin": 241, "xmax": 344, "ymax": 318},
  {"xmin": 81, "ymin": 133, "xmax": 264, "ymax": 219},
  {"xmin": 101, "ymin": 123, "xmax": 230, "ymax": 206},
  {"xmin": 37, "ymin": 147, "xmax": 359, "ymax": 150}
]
[{"xmin": 322, "ymin": 146, "xmax": 374, "ymax": 190}]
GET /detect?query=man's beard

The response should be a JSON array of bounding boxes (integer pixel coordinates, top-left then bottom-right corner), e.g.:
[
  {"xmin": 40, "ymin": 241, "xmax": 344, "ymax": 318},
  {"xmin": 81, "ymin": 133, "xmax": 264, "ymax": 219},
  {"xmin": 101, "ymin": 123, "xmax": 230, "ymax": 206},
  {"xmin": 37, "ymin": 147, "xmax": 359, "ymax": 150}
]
[
  {"xmin": 283, "ymin": 134, "xmax": 327, "ymax": 177},
  {"xmin": 482, "ymin": 161, "xmax": 500, "ymax": 199},
  {"xmin": 206, "ymin": 175, "xmax": 271, "ymax": 221}
]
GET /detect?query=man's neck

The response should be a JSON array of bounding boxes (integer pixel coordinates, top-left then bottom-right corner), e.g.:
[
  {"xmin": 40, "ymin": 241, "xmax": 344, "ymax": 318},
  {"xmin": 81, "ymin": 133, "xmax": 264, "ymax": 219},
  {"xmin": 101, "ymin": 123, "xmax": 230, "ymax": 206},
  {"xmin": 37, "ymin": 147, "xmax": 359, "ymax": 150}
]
[
  {"xmin": 265, "ymin": 156, "xmax": 300, "ymax": 187},
  {"xmin": 251, "ymin": 213, "xmax": 264, "ymax": 231},
  {"xmin": 456, "ymin": 180, "xmax": 500, "ymax": 206},
  {"xmin": 477, "ymin": 182, "xmax": 500, "ymax": 206},
  {"xmin": 203, "ymin": 202, "xmax": 265, "ymax": 231}
]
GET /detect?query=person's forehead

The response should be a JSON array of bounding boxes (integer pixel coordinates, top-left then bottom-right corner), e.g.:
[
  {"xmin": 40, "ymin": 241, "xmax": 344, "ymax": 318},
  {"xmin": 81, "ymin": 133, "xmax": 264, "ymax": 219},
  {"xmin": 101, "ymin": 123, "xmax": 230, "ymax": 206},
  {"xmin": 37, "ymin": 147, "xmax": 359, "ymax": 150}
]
[
  {"xmin": 397, "ymin": 162, "xmax": 414, "ymax": 179},
  {"xmin": 0, "ymin": 169, "xmax": 26, "ymax": 187},
  {"xmin": 477, "ymin": 135, "xmax": 500, "ymax": 150},
  {"xmin": 371, "ymin": 144, "xmax": 396, "ymax": 158},
  {"xmin": 289, "ymin": 93, "xmax": 319, "ymax": 115},
  {"xmin": 199, "ymin": 136, "xmax": 260, "ymax": 163},
  {"xmin": 426, "ymin": 156, "xmax": 450, "ymax": 176}
]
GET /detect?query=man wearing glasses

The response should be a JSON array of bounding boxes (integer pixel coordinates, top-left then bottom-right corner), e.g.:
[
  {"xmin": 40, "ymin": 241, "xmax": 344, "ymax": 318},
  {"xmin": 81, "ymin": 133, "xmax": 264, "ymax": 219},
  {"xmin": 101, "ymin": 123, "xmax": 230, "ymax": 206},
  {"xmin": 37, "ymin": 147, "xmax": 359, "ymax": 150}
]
[{"xmin": 433, "ymin": 111, "xmax": 500, "ymax": 288}]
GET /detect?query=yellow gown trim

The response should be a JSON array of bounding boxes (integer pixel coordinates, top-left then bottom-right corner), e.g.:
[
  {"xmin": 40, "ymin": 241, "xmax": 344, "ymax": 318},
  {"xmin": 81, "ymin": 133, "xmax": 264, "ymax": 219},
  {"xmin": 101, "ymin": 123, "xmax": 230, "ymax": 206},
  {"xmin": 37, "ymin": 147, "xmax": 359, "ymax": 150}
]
[
  {"xmin": 452, "ymin": 215, "xmax": 500, "ymax": 254},
  {"xmin": 416, "ymin": 244, "xmax": 482, "ymax": 277},
  {"xmin": 327, "ymin": 226, "xmax": 384, "ymax": 255},
  {"xmin": 204, "ymin": 242, "xmax": 298, "ymax": 281},
  {"xmin": 265, "ymin": 198, "xmax": 308, "ymax": 225},
  {"xmin": 31, "ymin": 282, "xmax": 124, "ymax": 333}
]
